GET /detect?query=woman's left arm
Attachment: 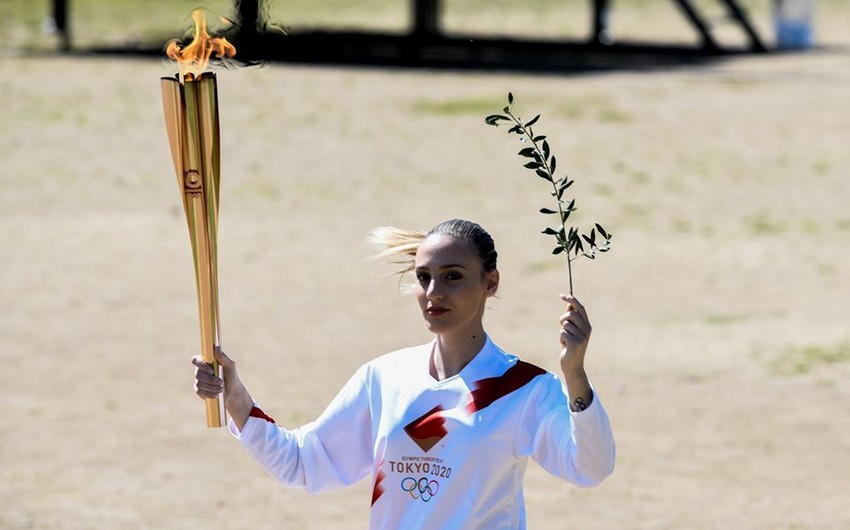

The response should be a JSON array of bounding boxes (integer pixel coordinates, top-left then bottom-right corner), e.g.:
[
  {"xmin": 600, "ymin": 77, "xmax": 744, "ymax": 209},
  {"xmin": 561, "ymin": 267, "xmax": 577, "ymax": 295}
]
[
  {"xmin": 558, "ymin": 294, "xmax": 594, "ymax": 412},
  {"xmin": 527, "ymin": 294, "xmax": 615, "ymax": 487}
]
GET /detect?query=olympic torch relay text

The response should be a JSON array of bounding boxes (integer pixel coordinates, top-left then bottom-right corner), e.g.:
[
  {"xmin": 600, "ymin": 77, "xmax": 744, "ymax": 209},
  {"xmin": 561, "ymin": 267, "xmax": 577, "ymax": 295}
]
[{"xmin": 161, "ymin": 10, "xmax": 236, "ymax": 428}]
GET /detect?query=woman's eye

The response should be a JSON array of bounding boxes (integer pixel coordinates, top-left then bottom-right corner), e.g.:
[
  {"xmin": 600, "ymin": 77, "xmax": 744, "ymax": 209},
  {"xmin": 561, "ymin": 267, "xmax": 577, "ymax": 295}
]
[
  {"xmin": 416, "ymin": 273, "xmax": 430, "ymax": 283},
  {"xmin": 445, "ymin": 272, "xmax": 462, "ymax": 281}
]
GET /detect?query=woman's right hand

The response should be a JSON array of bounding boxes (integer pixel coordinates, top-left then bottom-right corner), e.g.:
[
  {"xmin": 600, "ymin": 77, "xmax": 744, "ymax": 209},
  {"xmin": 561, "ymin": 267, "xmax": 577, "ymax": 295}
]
[
  {"xmin": 191, "ymin": 348, "xmax": 254, "ymax": 429},
  {"xmin": 192, "ymin": 349, "xmax": 226, "ymax": 399}
]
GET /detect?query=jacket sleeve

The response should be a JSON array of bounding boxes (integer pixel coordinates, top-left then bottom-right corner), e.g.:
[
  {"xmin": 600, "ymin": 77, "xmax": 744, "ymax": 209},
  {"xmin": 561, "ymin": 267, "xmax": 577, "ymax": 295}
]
[
  {"xmin": 229, "ymin": 364, "xmax": 375, "ymax": 493},
  {"xmin": 515, "ymin": 373, "xmax": 615, "ymax": 487}
]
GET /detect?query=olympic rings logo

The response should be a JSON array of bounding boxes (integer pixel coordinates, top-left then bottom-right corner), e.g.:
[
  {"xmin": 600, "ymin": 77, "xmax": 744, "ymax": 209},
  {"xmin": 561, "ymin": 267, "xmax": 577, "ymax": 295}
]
[{"xmin": 401, "ymin": 477, "xmax": 440, "ymax": 502}]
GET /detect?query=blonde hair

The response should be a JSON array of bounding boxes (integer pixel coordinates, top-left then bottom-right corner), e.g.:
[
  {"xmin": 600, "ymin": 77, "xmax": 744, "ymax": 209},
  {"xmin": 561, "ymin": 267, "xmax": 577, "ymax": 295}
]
[
  {"xmin": 369, "ymin": 219, "xmax": 498, "ymax": 278},
  {"xmin": 368, "ymin": 226, "xmax": 426, "ymax": 276}
]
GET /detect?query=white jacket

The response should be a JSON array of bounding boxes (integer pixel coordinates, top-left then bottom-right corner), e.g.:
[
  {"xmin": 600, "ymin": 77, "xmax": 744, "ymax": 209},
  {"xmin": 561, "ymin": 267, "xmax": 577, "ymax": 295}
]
[{"xmin": 231, "ymin": 336, "xmax": 615, "ymax": 529}]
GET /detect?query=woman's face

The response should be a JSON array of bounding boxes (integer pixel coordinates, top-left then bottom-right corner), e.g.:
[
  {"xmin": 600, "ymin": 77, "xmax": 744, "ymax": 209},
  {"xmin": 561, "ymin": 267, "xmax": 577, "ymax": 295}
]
[{"xmin": 413, "ymin": 234, "xmax": 499, "ymax": 337}]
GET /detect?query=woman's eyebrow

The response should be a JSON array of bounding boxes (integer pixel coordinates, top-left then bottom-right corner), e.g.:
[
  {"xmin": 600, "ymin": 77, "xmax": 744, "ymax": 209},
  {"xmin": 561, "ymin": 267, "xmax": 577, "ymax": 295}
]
[
  {"xmin": 415, "ymin": 264, "xmax": 468, "ymax": 271},
  {"xmin": 436, "ymin": 264, "xmax": 468, "ymax": 270}
]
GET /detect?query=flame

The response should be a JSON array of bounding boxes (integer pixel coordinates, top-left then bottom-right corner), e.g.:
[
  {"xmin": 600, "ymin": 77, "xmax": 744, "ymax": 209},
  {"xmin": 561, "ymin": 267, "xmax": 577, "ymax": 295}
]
[{"xmin": 166, "ymin": 9, "xmax": 236, "ymax": 80}]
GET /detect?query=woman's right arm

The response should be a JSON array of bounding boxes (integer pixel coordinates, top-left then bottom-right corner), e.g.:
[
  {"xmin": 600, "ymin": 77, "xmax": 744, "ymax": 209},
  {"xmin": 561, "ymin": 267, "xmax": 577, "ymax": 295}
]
[
  {"xmin": 193, "ymin": 352, "xmax": 375, "ymax": 493},
  {"xmin": 192, "ymin": 348, "xmax": 253, "ymax": 430}
]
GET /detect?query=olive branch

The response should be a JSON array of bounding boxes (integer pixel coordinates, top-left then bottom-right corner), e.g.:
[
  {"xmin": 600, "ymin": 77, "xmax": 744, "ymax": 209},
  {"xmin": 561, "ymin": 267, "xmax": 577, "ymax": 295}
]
[{"xmin": 486, "ymin": 92, "xmax": 612, "ymax": 295}]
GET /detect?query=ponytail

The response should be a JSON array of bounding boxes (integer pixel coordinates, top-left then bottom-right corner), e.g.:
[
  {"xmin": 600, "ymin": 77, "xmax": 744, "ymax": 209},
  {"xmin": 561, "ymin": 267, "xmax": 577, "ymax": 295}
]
[{"xmin": 368, "ymin": 226, "xmax": 426, "ymax": 275}]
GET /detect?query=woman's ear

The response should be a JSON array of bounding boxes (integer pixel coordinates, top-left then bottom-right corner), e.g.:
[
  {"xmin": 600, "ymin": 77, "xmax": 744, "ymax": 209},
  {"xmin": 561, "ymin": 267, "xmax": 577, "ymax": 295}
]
[{"xmin": 485, "ymin": 269, "xmax": 500, "ymax": 296}]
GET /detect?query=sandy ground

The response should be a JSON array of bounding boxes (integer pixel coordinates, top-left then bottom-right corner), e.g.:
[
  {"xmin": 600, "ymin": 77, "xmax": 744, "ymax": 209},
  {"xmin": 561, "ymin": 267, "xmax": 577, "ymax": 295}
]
[{"xmin": 2, "ymin": 15, "xmax": 850, "ymax": 530}]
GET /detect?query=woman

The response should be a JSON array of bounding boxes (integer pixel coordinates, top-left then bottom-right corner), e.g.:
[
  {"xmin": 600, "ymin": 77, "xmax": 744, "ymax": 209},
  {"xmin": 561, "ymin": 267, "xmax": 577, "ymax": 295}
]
[{"xmin": 193, "ymin": 218, "xmax": 615, "ymax": 529}]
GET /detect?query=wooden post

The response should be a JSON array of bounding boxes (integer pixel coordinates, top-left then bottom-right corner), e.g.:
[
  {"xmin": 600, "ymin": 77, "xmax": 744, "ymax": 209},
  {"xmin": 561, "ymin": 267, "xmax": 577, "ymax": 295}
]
[
  {"xmin": 673, "ymin": 0, "xmax": 720, "ymax": 51},
  {"xmin": 591, "ymin": 0, "xmax": 613, "ymax": 45},
  {"xmin": 718, "ymin": 0, "xmax": 767, "ymax": 52},
  {"xmin": 412, "ymin": 0, "xmax": 441, "ymax": 37},
  {"xmin": 234, "ymin": 0, "xmax": 264, "ymax": 59},
  {"xmin": 52, "ymin": 0, "xmax": 71, "ymax": 51}
]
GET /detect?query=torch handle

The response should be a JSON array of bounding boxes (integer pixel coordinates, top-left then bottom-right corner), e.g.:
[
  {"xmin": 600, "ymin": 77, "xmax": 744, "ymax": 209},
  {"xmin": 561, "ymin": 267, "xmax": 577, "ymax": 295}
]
[
  {"xmin": 162, "ymin": 75, "xmax": 226, "ymax": 428},
  {"xmin": 205, "ymin": 360, "xmax": 224, "ymax": 425},
  {"xmin": 184, "ymin": 189, "xmax": 225, "ymax": 427}
]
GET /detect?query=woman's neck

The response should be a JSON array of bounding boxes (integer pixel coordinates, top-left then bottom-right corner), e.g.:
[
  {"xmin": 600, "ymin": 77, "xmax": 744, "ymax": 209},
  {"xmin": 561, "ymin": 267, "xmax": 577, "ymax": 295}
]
[{"xmin": 430, "ymin": 330, "xmax": 487, "ymax": 381}]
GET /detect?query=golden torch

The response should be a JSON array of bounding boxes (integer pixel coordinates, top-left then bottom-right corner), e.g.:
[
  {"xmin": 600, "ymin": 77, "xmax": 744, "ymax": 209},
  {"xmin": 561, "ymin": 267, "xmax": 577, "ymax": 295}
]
[{"xmin": 161, "ymin": 10, "xmax": 236, "ymax": 427}]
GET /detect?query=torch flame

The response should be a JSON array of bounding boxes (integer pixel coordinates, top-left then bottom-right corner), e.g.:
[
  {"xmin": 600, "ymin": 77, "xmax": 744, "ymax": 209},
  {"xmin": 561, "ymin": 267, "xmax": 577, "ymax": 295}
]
[{"xmin": 166, "ymin": 9, "xmax": 236, "ymax": 80}]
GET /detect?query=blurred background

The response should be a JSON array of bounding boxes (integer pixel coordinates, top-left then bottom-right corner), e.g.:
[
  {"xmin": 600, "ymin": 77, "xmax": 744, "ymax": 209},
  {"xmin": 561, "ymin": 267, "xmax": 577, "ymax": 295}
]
[
  {"xmin": 3, "ymin": 0, "xmax": 846, "ymax": 55},
  {"xmin": 1, "ymin": 1, "xmax": 849, "ymax": 529}
]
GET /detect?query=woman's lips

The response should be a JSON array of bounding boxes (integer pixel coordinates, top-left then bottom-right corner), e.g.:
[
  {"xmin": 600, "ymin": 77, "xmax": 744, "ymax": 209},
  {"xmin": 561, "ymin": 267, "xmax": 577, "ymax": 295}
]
[{"xmin": 426, "ymin": 307, "xmax": 449, "ymax": 317}]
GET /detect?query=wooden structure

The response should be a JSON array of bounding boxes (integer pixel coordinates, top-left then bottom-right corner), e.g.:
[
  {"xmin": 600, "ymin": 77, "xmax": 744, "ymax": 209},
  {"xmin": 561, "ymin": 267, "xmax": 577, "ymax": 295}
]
[{"xmin": 54, "ymin": 0, "xmax": 769, "ymax": 71}]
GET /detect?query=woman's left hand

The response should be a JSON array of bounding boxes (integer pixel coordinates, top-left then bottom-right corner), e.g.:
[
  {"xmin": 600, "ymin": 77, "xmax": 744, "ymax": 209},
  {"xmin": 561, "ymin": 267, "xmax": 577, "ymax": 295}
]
[{"xmin": 558, "ymin": 294, "xmax": 592, "ymax": 376}]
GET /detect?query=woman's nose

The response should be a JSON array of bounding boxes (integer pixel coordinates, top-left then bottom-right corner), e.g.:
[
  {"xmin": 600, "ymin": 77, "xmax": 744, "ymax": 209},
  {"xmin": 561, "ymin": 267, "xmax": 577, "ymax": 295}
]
[{"xmin": 426, "ymin": 279, "xmax": 442, "ymax": 299}]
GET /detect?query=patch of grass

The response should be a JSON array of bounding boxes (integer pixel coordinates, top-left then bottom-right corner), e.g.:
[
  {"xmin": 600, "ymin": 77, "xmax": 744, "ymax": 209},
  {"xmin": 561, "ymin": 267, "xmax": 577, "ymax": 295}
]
[
  {"xmin": 745, "ymin": 212, "xmax": 787, "ymax": 236},
  {"xmin": 616, "ymin": 201, "xmax": 654, "ymax": 231},
  {"xmin": 812, "ymin": 159, "xmax": 832, "ymax": 176},
  {"xmin": 629, "ymin": 169, "xmax": 650, "ymax": 184},
  {"xmin": 555, "ymin": 95, "xmax": 631, "ymax": 124},
  {"xmin": 524, "ymin": 259, "xmax": 562, "ymax": 274},
  {"xmin": 240, "ymin": 169, "xmax": 281, "ymax": 201},
  {"xmin": 766, "ymin": 342, "xmax": 850, "ymax": 375},
  {"xmin": 671, "ymin": 218, "xmax": 693, "ymax": 233},
  {"xmin": 413, "ymin": 97, "xmax": 501, "ymax": 116},
  {"xmin": 800, "ymin": 218, "xmax": 820, "ymax": 235},
  {"xmin": 717, "ymin": 75, "xmax": 758, "ymax": 91},
  {"xmin": 591, "ymin": 183, "xmax": 615, "ymax": 196},
  {"xmin": 703, "ymin": 313, "xmax": 747, "ymax": 326},
  {"xmin": 612, "ymin": 160, "xmax": 650, "ymax": 186},
  {"xmin": 597, "ymin": 108, "xmax": 633, "ymax": 123},
  {"xmin": 662, "ymin": 175, "xmax": 687, "ymax": 194},
  {"xmin": 556, "ymin": 99, "xmax": 587, "ymax": 121},
  {"xmin": 292, "ymin": 180, "xmax": 338, "ymax": 201},
  {"xmin": 816, "ymin": 263, "xmax": 835, "ymax": 276}
]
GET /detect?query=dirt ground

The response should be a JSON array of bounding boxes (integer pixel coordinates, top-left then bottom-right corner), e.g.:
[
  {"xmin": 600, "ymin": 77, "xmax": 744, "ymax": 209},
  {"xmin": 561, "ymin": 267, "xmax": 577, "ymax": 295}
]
[{"xmin": 2, "ymin": 10, "xmax": 850, "ymax": 530}]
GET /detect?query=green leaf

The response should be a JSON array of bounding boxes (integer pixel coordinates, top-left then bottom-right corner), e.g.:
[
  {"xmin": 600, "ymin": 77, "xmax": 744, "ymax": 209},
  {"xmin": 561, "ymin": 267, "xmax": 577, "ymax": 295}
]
[
  {"xmin": 542, "ymin": 227, "xmax": 558, "ymax": 235},
  {"xmin": 595, "ymin": 223, "xmax": 609, "ymax": 239},
  {"xmin": 525, "ymin": 114, "xmax": 540, "ymax": 127},
  {"xmin": 557, "ymin": 179, "xmax": 574, "ymax": 199},
  {"xmin": 518, "ymin": 147, "xmax": 536, "ymax": 158},
  {"xmin": 508, "ymin": 92, "xmax": 514, "ymax": 105},
  {"xmin": 508, "ymin": 125, "xmax": 522, "ymax": 134},
  {"xmin": 539, "ymin": 208, "xmax": 557, "ymax": 214},
  {"xmin": 550, "ymin": 156, "xmax": 557, "ymax": 174},
  {"xmin": 503, "ymin": 106, "xmax": 510, "ymax": 114},
  {"xmin": 553, "ymin": 246, "xmax": 565, "ymax": 255},
  {"xmin": 582, "ymin": 234, "xmax": 594, "ymax": 245},
  {"xmin": 524, "ymin": 161, "xmax": 543, "ymax": 169},
  {"xmin": 533, "ymin": 135, "xmax": 547, "ymax": 142},
  {"xmin": 542, "ymin": 140, "xmax": 550, "ymax": 161},
  {"xmin": 485, "ymin": 114, "xmax": 509, "ymax": 125},
  {"xmin": 535, "ymin": 168, "xmax": 551, "ymax": 181}
]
